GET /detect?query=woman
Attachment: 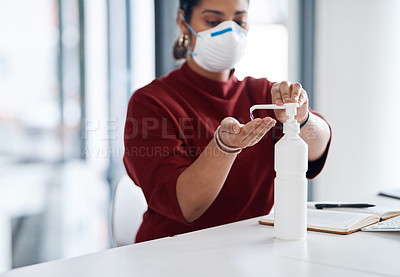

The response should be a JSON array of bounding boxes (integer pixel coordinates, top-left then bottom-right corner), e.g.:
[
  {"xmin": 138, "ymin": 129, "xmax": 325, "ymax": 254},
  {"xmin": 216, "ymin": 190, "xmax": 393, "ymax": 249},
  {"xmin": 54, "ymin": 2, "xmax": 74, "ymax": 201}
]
[{"xmin": 124, "ymin": 0, "xmax": 331, "ymax": 243}]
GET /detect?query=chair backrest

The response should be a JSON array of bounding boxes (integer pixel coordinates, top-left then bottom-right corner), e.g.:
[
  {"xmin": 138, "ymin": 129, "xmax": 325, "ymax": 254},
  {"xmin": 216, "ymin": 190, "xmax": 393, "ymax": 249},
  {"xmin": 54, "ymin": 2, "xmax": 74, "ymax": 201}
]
[{"xmin": 111, "ymin": 175, "xmax": 147, "ymax": 247}]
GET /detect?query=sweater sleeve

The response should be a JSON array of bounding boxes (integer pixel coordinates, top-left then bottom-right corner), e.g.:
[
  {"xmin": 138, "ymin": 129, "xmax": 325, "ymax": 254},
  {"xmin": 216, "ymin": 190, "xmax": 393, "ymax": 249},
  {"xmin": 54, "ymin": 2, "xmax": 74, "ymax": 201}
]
[
  {"xmin": 306, "ymin": 110, "xmax": 332, "ymax": 179},
  {"xmin": 123, "ymin": 88, "xmax": 192, "ymax": 225}
]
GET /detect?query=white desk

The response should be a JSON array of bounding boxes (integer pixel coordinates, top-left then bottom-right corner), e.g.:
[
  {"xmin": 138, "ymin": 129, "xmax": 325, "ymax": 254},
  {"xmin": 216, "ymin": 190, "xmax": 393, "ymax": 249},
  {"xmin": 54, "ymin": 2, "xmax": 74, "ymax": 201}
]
[{"xmin": 2, "ymin": 195, "xmax": 400, "ymax": 277}]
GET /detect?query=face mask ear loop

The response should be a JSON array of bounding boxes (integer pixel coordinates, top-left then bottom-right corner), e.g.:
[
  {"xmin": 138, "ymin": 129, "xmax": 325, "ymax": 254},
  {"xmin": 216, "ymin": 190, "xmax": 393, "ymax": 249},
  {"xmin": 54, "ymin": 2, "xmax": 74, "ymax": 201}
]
[{"xmin": 179, "ymin": 13, "xmax": 200, "ymax": 38}]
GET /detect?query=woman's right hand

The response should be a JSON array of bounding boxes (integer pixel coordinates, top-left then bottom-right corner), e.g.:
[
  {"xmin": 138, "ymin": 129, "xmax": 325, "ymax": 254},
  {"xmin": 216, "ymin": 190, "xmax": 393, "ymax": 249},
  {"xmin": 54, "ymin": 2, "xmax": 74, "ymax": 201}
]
[{"xmin": 218, "ymin": 117, "xmax": 276, "ymax": 149}]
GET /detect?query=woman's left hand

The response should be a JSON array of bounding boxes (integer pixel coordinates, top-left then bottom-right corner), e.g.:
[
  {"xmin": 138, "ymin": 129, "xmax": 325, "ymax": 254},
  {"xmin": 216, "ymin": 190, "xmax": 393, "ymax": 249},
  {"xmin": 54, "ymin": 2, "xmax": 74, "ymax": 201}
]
[{"xmin": 271, "ymin": 81, "xmax": 309, "ymax": 124}]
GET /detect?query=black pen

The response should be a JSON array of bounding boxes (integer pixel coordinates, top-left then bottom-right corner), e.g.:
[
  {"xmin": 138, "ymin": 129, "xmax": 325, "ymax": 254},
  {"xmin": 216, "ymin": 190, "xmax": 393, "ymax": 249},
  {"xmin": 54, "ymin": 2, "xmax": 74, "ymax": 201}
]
[{"xmin": 315, "ymin": 203, "xmax": 375, "ymax": 209}]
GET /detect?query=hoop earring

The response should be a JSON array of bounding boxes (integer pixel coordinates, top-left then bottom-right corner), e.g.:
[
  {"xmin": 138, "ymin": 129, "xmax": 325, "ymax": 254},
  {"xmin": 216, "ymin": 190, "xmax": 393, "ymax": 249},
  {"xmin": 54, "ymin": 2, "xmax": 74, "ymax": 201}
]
[
  {"xmin": 178, "ymin": 34, "xmax": 189, "ymax": 49},
  {"xmin": 173, "ymin": 34, "xmax": 189, "ymax": 59}
]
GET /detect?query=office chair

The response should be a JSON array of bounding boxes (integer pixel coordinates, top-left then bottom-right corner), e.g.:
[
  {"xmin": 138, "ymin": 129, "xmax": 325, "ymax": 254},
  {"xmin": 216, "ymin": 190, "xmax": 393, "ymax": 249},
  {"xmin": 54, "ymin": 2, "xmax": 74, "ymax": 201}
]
[{"xmin": 111, "ymin": 175, "xmax": 147, "ymax": 247}]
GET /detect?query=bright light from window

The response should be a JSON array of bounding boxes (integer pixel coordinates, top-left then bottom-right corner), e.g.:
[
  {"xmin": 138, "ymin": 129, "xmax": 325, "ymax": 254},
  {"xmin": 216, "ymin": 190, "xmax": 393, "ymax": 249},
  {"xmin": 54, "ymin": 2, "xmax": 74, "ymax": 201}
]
[{"xmin": 235, "ymin": 24, "xmax": 288, "ymax": 82}]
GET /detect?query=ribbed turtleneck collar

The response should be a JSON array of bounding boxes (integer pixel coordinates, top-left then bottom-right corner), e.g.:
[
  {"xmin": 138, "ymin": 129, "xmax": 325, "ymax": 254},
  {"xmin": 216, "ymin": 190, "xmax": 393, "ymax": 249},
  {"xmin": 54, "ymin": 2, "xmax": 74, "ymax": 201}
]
[{"xmin": 180, "ymin": 62, "xmax": 239, "ymax": 99}]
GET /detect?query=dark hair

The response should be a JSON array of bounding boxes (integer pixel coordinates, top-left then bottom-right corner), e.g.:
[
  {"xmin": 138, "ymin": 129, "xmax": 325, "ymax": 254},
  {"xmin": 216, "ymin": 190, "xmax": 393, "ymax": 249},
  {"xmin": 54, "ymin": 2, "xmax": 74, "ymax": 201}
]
[
  {"xmin": 179, "ymin": 0, "xmax": 202, "ymax": 23},
  {"xmin": 180, "ymin": 0, "xmax": 249, "ymax": 23}
]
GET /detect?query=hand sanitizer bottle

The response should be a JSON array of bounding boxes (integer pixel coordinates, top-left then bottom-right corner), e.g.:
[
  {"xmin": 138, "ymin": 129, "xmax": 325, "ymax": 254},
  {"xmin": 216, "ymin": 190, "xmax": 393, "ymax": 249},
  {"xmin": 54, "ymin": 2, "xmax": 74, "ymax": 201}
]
[{"xmin": 250, "ymin": 103, "xmax": 308, "ymax": 240}]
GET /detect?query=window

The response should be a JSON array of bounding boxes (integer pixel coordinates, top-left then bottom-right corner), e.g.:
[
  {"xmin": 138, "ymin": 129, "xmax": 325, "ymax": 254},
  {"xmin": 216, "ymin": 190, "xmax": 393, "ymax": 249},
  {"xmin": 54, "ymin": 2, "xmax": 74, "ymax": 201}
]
[
  {"xmin": 0, "ymin": 0, "xmax": 61, "ymax": 162},
  {"xmin": 235, "ymin": 0, "xmax": 288, "ymax": 82}
]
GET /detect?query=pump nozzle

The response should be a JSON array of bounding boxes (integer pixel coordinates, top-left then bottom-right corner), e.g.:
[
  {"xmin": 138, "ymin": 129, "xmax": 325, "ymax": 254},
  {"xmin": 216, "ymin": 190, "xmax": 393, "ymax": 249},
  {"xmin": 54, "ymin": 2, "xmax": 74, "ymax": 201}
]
[
  {"xmin": 250, "ymin": 103, "xmax": 300, "ymax": 135},
  {"xmin": 250, "ymin": 103, "xmax": 298, "ymax": 121}
]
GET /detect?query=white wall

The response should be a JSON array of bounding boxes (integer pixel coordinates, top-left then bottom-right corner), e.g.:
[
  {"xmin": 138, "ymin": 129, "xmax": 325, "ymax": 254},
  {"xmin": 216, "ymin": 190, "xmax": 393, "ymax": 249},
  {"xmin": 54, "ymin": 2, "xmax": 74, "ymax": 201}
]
[{"xmin": 314, "ymin": 0, "xmax": 400, "ymax": 200}]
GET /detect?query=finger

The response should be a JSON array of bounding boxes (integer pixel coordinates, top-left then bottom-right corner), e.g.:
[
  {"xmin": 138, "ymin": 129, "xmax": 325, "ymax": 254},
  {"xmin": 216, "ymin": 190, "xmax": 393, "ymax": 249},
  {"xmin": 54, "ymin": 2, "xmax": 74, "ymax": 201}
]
[
  {"xmin": 290, "ymin": 83, "xmax": 302, "ymax": 103},
  {"xmin": 248, "ymin": 126, "xmax": 271, "ymax": 146},
  {"xmin": 298, "ymin": 89, "xmax": 308, "ymax": 107},
  {"xmin": 248, "ymin": 123, "xmax": 273, "ymax": 146},
  {"xmin": 243, "ymin": 118, "xmax": 276, "ymax": 146},
  {"xmin": 241, "ymin": 117, "xmax": 276, "ymax": 144},
  {"xmin": 271, "ymin": 83, "xmax": 283, "ymax": 105},
  {"xmin": 280, "ymin": 81, "xmax": 291, "ymax": 103},
  {"xmin": 220, "ymin": 117, "xmax": 241, "ymax": 134},
  {"xmin": 239, "ymin": 118, "xmax": 263, "ymax": 138}
]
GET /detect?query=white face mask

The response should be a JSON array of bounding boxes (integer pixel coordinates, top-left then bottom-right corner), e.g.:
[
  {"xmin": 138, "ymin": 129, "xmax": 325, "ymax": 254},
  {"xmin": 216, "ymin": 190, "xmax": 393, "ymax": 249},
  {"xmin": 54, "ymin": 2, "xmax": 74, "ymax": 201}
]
[{"xmin": 180, "ymin": 14, "xmax": 248, "ymax": 73}]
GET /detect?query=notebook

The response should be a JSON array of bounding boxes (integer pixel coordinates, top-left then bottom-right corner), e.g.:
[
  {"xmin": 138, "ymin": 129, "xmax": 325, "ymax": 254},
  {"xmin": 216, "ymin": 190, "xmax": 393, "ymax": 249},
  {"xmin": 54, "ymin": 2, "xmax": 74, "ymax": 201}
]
[
  {"xmin": 259, "ymin": 202, "xmax": 400, "ymax": 235},
  {"xmin": 361, "ymin": 216, "xmax": 400, "ymax": 231}
]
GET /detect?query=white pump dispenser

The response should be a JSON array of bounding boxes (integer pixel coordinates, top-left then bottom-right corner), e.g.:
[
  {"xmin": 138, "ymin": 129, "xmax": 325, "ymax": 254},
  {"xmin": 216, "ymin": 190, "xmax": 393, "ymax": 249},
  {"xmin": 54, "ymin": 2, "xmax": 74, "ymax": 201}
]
[{"xmin": 250, "ymin": 103, "xmax": 308, "ymax": 240}]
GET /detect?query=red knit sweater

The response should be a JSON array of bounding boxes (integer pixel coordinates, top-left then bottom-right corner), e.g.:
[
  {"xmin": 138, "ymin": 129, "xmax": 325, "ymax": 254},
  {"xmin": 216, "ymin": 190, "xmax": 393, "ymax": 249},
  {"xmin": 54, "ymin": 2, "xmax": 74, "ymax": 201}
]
[{"xmin": 123, "ymin": 62, "xmax": 330, "ymax": 243}]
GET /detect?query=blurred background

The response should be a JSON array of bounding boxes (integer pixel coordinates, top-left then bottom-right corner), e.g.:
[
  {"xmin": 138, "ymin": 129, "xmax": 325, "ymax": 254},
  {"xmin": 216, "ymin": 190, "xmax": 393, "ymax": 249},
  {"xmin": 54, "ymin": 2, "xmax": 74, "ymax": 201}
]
[{"xmin": 0, "ymin": 0, "xmax": 399, "ymax": 273}]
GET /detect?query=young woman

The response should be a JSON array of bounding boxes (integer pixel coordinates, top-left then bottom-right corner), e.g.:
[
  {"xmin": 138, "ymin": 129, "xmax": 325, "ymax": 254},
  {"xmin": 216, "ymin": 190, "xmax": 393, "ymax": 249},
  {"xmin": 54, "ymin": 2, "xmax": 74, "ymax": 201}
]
[{"xmin": 124, "ymin": 0, "xmax": 331, "ymax": 243}]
